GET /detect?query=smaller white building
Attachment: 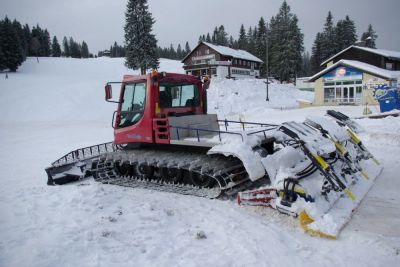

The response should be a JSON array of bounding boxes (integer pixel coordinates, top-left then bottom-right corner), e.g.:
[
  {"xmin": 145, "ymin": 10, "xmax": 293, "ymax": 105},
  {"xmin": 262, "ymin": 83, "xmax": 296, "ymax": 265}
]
[{"xmin": 296, "ymin": 77, "xmax": 314, "ymax": 91}]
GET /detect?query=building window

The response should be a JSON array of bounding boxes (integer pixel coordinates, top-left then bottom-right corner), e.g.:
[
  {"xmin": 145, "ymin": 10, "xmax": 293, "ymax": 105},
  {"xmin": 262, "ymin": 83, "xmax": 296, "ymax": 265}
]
[
  {"xmin": 232, "ymin": 69, "xmax": 250, "ymax": 75},
  {"xmin": 324, "ymin": 87, "xmax": 335, "ymax": 102},
  {"xmin": 205, "ymin": 49, "xmax": 210, "ymax": 55},
  {"xmin": 343, "ymin": 81, "xmax": 354, "ymax": 85},
  {"xmin": 386, "ymin": 62, "xmax": 394, "ymax": 70}
]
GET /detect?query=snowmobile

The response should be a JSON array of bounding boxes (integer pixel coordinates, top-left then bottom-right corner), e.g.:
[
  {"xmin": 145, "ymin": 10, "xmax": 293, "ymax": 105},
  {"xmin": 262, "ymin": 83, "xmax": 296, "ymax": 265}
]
[{"xmin": 45, "ymin": 71, "xmax": 382, "ymax": 238}]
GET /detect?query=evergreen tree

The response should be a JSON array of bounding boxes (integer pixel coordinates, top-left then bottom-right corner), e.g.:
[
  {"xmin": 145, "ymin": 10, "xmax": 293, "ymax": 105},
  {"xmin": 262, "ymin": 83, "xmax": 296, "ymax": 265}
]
[
  {"xmin": 0, "ymin": 17, "xmax": 24, "ymax": 71},
  {"xmin": 361, "ymin": 24, "xmax": 378, "ymax": 48},
  {"xmin": 300, "ymin": 51, "xmax": 312, "ymax": 77},
  {"xmin": 205, "ymin": 33, "xmax": 211, "ymax": 43},
  {"xmin": 310, "ymin": 32, "xmax": 324, "ymax": 72},
  {"xmin": 247, "ymin": 27, "xmax": 256, "ymax": 55},
  {"xmin": 237, "ymin": 24, "xmax": 247, "ymax": 50},
  {"xmin": 169, "ymin": 44, "xmax": 176, "ymax": 59},
  {"xmin": 124, "ymin": 0, "xmax": 159, "ymax": 74},
  {"xmin": 30, "ymin": 37, "xmax": 41, "ymax": 57},
  {"xmin": 81, "ymin": 41, "xmax": 89, "ymax": 58},
  {"xmin": 12, "ymin": 19, "xmax": 27, "ymax": 60},
  {"xmin": 51, "ymin": 36, "xmax": 61, "ymax": 57},
  {"xmin": 22, "ymin": 24, "xmax": 31, "ymax": 57},
  {"xmin": 176, "ymin": 44, "xmax": 183, "ymax": 59},
  {"xmin": 62, "ymin": 36, "xmax": 70, "ymax": 57},
  {"xmin": 0, "ymin": 19, "xmax": 6, "ymax": 70},
  {"xmin": 320, "ymin": 11, "xmax": 336, "ymax": 61},
  {"xmin": 69, "ymin": 37, "xmax": 81, "ymax": 58},
  {"xmin": 42, "ymin": 29, "xmax": 51, "ymax": 56},
  {"xmin": 336, "ymin": 15, "xmax": 357, "ymax": 51},
  {"xmin": 184, "ymin": 41, "xmax": 191, "ymax": 55},
  {"xmin": 212, "ymin": 27, "xmax": 218, "ymax": 44},
  {"xmin": 269, "ymin": 1, "xmax": 304, "ymax": 82},
  {"xmin": 216, "ymin": 25, "xmax": 228, "ymax": 46},
  {"xmin": 255, "ymin": 17, "xmax": 267, "ymax": 75}
]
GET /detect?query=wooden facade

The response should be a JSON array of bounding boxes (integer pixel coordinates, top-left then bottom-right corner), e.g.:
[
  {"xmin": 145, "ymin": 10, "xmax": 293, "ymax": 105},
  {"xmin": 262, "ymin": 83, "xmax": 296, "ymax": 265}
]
[{"xmin": 321, "ymin": 46, "xmax": 400, "ymax": 71}]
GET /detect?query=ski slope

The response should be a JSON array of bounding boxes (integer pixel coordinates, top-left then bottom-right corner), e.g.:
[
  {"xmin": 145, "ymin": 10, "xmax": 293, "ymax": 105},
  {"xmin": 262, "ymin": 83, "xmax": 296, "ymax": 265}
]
[{"xmin": 0, "ymin": 57, "xmax": 399, "ymax": 267}]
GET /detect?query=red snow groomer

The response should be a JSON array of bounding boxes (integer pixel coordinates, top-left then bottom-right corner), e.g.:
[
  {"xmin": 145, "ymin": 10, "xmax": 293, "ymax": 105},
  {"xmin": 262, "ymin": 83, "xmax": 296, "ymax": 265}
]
[{"xmin": 45, "ymin": 71, "xmax": 382, "ymax": 238}]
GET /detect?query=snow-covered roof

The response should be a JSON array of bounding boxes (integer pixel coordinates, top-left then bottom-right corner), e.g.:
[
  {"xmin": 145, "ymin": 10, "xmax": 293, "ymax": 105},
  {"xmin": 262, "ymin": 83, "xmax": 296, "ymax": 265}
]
[
  {"xmin": 320, "ymin": 45, "xmax": 400, "ymax": 66},
  {"xmin": 309, "ymin": 59, "xmax": 400, "ymax": 82},
  {"xmin": 203, "ymin": 42, "xmax": 263, "ymax": 63},
  {"xmin": 180, "ymin": 42, "xmax": 262, "ymax": 63}
]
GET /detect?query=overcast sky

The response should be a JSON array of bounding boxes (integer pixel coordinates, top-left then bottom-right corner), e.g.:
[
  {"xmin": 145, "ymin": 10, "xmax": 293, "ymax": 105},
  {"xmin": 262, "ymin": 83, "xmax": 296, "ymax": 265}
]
[{"xmin": 1, "ymin": 0, "xmax": 399, "ymax": 55}]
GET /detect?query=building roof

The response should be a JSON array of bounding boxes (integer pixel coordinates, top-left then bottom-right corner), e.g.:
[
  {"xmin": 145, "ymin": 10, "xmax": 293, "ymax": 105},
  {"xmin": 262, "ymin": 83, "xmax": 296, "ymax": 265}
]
[
  {"xmin": 320, "ymin": 45, "xmax": 400, "ymax": 66},
  {"xmin": 182, "ymin": 42, "xmax": 263, "ymax": 63},
  {"xmin": 309, "ymin": 59, "xmax": 400, "ymax": 82}
]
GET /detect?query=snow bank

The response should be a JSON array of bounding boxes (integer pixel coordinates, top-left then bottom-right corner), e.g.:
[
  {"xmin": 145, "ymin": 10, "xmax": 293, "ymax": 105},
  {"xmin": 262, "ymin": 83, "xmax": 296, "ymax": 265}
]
[{"xmin": 207, "ymin": 78, "xmax": 314, "ymax": 118}]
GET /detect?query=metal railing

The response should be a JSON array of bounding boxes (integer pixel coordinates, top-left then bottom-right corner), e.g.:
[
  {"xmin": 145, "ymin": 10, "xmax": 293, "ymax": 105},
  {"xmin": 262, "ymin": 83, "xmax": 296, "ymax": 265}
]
[
  {"xmin": 51, "ymin": 142, "xmax": 115, "ymax": 167},
  {"xmin": 170, "ymin": 120, "xmax": 278, "ymax": 144},
  {"xmin": 218, "ymin": 119, "xmax": 278, "ymax": 131},
  {"xmin": 170, "ymin": 126, "xmax": 245, "ymax": 142}
]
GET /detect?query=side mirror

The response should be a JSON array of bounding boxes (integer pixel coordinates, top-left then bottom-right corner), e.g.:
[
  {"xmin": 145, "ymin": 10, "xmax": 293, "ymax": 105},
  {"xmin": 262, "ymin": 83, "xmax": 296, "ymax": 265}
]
[{"xmin": 105, "ymin": 84, "xmax": 112, "ymax": 100}]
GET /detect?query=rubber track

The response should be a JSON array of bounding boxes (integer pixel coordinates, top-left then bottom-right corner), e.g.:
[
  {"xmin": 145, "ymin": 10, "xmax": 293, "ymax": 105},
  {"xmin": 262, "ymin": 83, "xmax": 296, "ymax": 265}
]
[{"xmin": 92, "ymin": 149, "xmax": 254, "ymax": 198}]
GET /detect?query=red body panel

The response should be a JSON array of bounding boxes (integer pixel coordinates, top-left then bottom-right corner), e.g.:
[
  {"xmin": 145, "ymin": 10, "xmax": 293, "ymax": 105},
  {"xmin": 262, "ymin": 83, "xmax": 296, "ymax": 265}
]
[{"xmin": 113, "ymin": 73, "xmax": 204, "ymax": 145}]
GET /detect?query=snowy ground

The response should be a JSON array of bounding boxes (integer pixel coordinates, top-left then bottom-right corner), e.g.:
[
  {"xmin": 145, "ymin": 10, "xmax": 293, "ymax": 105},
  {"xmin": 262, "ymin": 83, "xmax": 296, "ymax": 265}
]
[{"xmin": 0, "ymin": 58, "xmax": 399, "ymax": 267}]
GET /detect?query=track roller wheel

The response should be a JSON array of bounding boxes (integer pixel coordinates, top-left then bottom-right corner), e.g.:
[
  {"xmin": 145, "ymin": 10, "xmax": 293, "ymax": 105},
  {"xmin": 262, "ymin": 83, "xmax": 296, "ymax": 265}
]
[
  {"xmin": 189, "ymin": 171, "xmax": 215, "ymax": 188},
  {"xmin": 136, "ymin": 163, "xmax": 154, "ymax": 179},
  {"xmin": 115, "ymin": 161, "xmax": 133, "ymax": 176},
  {"xmin": 160, "ymin": 167, "xmax": 183, "ymax": 183}
]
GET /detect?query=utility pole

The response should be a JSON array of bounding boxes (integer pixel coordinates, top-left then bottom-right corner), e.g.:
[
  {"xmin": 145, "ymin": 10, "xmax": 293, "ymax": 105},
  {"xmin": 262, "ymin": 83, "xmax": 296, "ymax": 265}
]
[{"xmin": 265, "ymin": 22, "xmax": 270, "ymax": 101}]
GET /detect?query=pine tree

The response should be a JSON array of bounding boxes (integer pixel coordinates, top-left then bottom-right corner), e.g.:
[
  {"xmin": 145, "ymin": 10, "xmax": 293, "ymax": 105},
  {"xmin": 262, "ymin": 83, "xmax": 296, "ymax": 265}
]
[
  {"xmin": 177, "ymin": 44, "xmax": 183, "ymax": 59},
  {"xmin": 51, "ymin": 36, "xmax": 61, "ymax": 57},
  {"xmin": 81, "ymin": 41, "xmax": 89, "ymax": 58},
  {"xmin": 62, "ymin": 36, "xmax": 70, "ymax": 57},
  {"xmin": 42, "ymin": 29, "xmax": 51, "ymax": 56},
  {"xmin": 361, "ymin": 24, "xmax": 378, "ymax": 48},
  {"xmin": 336, "ymin": 15, "xmax": 357, "ymax": 51},
  {"xmin": 320, "ymin": 11, "xmax": 336, "ymax": 61},
  {"xmin": 269, "ymin": 1, "xmax": 304, "ymax": 82},
  {"xmin": 247, "ymin": 27, "xmax": 256, "ymax": 55},
  {"xmin": 184, "ymin": 41, "xmax": 191, "ymax": 55},
  {"xmin": 0, "ymin": 17, "xmax": 24, "ymax": 71},
  {"xmin": 169, "ymin": 44, "xmax": 176, "ymax": 59},
  {"xmin": 255, "ymin": 17, "xmax": 267, "ymax": 75},
  {"xmin": 237, "ymin": 24, "xmax": 247, "ymax": 50},
  {"xmin": 212, "ymin": 27, "xmax": 218, "ymax": 44},
  {"xmin": 311, "ymin": 32, "xmax": 324, "ymax": 72},
  {"xmin": 22, "ymin": 24, "xmax": 31, "ymax": 57},
  {"xmin": 300, "ymin": 51, "xmax": 312, "ymax": 77},
  {"xmin": 216, "ymin": 25, "xmax": 228, "ymax": 46},
  {"xmin": 124, "ymin": 0, "xmax": 159, "ymax": 74},
  {"xmin": 0, "ymin": 19, "xmax": 6, "ymax": 70},
  {"xmin": 205, "ymin": 33, "xmax": 211, "ymax": 43},
  {"xmin": 30, "ymin": 37, "xmax": 41, "ymax": 57},
  {"xmin": 12, "ymin": 19, "xmax": 27, "ymax": 60}
]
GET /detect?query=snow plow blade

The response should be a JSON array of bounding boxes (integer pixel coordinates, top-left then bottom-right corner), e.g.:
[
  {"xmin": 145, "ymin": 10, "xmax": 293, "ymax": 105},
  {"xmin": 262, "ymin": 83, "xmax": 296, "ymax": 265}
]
[
  {"xmin": 239, "ymin": 112, "xmax": 383, "ymax": 238},
  {"xmin": 46, "ymin": 142, "xmax": 115, "ymax": 185},
  {"xmin": 298, "ymin": 160, "xmax": 382, "ymax": 239}
]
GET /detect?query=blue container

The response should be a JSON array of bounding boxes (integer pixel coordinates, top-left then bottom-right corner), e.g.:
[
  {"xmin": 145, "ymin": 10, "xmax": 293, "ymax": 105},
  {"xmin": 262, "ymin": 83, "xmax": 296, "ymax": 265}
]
[{"xmin": 374, "ymin": 85, "xmax": 400, "ymax": 113}]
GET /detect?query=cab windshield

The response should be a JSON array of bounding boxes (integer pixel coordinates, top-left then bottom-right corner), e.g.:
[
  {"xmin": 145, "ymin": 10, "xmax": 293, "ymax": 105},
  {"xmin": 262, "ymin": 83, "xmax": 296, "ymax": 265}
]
[{"xmin": 118, "ymin": 82, "xmax": 146, "ymax": 128}]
